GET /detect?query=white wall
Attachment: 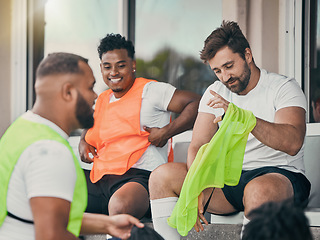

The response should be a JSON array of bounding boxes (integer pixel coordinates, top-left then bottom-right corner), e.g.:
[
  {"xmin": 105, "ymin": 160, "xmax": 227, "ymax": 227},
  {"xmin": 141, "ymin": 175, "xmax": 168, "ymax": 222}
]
[
  {"xmin": 223, "ymin": 0, "xmax": 280, "ymax": 73},
  {"xmin": 0, "ymin": 0, "xmax": 12, "ymax": 136}
]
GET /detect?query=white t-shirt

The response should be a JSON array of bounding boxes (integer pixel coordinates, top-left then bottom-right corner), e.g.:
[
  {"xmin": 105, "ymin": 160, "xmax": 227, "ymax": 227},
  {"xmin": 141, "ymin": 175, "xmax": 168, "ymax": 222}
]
[
  {"xmin": 0, "ymin": 111, "xmax": 76, "ymax": 240},
  {"xmin": 109, "ymin": 81, "xmax": 176, "ymax": 172},
  {"xmin": 199, "ymin": 69, "xmax": 307, "ymax": 174}
]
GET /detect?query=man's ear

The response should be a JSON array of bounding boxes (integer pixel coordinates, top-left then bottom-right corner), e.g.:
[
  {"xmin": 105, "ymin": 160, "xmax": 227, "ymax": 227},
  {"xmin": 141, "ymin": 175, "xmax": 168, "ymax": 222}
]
[
  {"xmin": 244, "ymin": 48, "xmax": 253, "ymax": 64},
  {"xmin": 132, "ymin": 60, "xmax": 136, "ymax": 72},
  {"xmin": 100, "ymin": 62, "xmax": 104, "ymax": 73},
  {"xmin": 61, "ymin": 82, "xmax": 77, "ymax": 102}
]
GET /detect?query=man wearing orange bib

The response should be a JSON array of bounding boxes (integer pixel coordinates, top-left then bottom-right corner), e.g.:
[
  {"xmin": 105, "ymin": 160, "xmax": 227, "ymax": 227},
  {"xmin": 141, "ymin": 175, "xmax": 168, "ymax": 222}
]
[{"xmin": 79, "ymin": 34, "xmax": 200, "ymax": 221}]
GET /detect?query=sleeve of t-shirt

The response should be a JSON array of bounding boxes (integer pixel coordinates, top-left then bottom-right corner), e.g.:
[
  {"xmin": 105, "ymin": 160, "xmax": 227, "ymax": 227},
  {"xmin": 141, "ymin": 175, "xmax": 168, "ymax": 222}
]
[
  {"xmin": 198, "ymin": 81, "xmax": 225, "ymax": 117},
  {"xmin": 275, "ymin": 78, "xmax": 307, "ymax": 112},
  {"xmin": 21, "ymin": 140, "xmax": 76, "ymax": 202},
  {"xmin": 143, "ymin": 82, "xmax": 176, "ymax": 111}
]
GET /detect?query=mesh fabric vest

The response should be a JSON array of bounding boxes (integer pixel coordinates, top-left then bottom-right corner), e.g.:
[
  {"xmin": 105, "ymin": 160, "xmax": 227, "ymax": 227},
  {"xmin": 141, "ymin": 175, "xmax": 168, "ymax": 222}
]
[{"xmin": 0, "ymin": 117, "xmax": 87, "ymax": 236}]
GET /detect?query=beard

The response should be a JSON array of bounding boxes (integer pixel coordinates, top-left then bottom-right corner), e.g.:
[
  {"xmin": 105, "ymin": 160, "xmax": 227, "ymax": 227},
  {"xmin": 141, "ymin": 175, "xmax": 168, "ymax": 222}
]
[
  {"xmin": 75, "ymin": 92, "xmax": 94, "ymax": 129},
  {"xmin": 225, "ymin": 62, "xmax": 251, "ymax": 94}
]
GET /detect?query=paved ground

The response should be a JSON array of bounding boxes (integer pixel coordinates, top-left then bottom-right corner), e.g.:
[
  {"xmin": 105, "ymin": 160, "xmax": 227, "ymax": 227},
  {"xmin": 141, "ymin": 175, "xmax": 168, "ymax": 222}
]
[{"xmin": 83, "ymin": 223, "xmax": 320, "ymax": 239}]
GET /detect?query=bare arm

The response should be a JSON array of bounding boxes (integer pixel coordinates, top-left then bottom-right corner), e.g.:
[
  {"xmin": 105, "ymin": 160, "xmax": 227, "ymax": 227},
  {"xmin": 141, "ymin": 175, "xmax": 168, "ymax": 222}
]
[
  {"xmin": 208, "ymin": 90, "xmax": 306, "ymax": 156},
  {"xmin": 30, "ymin": 197, "xmax": 79, "ymax": 240},
  {"xmin": 78, "ymin": 129, "xmax": 98, "ymax": 163},
  {"xmin": 186, "ymin": 112, "xmax": 217, "ymax": 231},
  {"xmin": 252, "ymin": 106, "xmax": 306, "ymax": 156},
  {"xmin": 187, "ymin": 112, "xmax": 218, "ymax": 169},
  {"xmin": 144, "ymin": 89, "xmax": 201, "ymax": 147},
  {"xmin": 30, "ymin": 197, "xmax": 143, "ymax": 240},
  {"xmin": 80, "ymin": 213, "xmax": 144, "ymax": 239}
]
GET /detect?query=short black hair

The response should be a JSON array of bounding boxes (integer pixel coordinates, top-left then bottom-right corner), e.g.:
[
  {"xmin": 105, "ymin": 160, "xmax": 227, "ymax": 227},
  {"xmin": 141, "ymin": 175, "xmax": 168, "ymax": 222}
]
[
  {"xmin": 200, "ymin": 21, "xmax": 250, "ymax": 62},
  {"xmin": 36, "ymin": 52, "xmax": 88, "ymax": 78},
  {"xmin": 97, "ymin": 33, "xmax": 135, "ymax": 60},
  {"xmin": 242, "ymin": 199, "xmax": 313, "ymax": 240}
]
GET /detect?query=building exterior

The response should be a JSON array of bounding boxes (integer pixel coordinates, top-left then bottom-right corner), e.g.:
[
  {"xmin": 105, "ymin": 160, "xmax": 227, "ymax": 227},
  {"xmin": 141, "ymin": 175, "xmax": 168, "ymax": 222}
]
[{"xmin": 1, "ymin": 0, "xmax": 319, "ymax": 137}]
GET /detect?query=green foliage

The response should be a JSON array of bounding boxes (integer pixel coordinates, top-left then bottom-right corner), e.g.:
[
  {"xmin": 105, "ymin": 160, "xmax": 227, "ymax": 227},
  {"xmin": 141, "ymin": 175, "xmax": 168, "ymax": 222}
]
[{"xmin": 136, "ymin": 47, "xmax": 217, "ymax": 95}]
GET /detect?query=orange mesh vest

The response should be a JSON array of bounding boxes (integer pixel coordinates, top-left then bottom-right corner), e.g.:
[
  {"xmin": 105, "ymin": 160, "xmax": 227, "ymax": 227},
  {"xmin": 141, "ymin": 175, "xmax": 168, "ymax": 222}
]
[{"xmin": 86, "ymin": 78, "xmax": 172, "ymax": 183}]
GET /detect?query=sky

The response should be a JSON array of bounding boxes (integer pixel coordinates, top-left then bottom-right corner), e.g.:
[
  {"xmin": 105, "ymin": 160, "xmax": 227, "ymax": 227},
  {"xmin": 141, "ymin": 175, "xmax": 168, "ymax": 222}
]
[{"xmin": 135, "ymin": 0, "xmax": 222, "ymax": 60}]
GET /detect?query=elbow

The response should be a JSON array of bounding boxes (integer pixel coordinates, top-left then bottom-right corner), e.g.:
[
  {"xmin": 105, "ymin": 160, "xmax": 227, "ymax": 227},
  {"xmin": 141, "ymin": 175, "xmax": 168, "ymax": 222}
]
[
  {"xmin": 187, "ymin": 143, "xmax": 201, "ymax": 169},
  {"xmin": 285, "ymin": 139, "xmax": 304, "ymax": 156}
]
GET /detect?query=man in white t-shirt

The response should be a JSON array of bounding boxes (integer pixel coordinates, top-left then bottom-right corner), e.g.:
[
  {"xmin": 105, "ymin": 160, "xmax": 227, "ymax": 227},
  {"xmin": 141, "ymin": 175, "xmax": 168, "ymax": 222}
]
[
  {"xmin": 0, "ymin": 53, "xmax": 143, "ymax": 240},
  {"xmin": 78, "ymin": 34, "xmax": 201, "ymax": 224},
  {"xmin": 148, "ymin": 21, "xmax": 311, "ymax": 239}
]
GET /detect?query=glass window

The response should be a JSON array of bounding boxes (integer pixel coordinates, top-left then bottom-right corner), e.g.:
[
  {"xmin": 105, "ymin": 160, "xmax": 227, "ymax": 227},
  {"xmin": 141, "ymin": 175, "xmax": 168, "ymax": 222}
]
[
  {"xmin": 307, "ymin": 0, "xmax": 320, "ymax": 123},
  {"xmin": 135, "ymin": 0, "xmax": 221, "ymax": 95},
  {"xmin": 44, "ymin": 0, "xmax": 118, "ymax": 95}
]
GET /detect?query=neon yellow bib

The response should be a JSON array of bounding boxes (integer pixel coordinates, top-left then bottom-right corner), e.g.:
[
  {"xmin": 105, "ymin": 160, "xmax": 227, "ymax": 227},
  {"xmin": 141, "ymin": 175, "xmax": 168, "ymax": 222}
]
[
  {"xmin": 168, "ymin": 103, "xmax": 257, "ymax": 236},
  {"xmin": 0, "ymin": 117, "xmax": 87, "ymax": 236}
]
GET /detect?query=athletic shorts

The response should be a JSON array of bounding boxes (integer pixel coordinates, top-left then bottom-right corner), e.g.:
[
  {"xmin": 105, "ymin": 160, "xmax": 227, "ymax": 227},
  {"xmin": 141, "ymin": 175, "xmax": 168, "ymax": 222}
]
[
  {"xmin": 221, "ymin": 166, "xmax": 311, "ymax": 211},
  {"xmin": 83, "ymin": 168, "xmax": 151, "ymax": 215}
]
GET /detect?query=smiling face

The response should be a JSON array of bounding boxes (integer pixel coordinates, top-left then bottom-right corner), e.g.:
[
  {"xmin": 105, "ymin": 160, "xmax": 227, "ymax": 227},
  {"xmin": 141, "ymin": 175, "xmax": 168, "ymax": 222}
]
[
  {"xmin": 100, "ymin": 48, "xmax": 136, "ymax": 98},
  {"xmin": 208, "ymin": 46, "xmax": 252, "ymax": 95}
]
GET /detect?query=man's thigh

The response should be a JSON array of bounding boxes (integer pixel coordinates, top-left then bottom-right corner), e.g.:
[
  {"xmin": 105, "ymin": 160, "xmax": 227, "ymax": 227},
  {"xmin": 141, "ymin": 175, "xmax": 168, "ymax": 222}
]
[
  {"xmin": 206, "ymin": 188, "xmax": 238, "ymax": 215},
  {"xmin": 243, "ymin": 172, "xmax": 294, "ymax": 215},
  {"xmin": 83, "ymin": 169, "xmax": 109, "ymax": 214},
  {"xmin": 84, "ymin": 168, "xmax": 151, "ymax": 215},
  {"xmin": 219, "ymin": 167, "xmax": 310, "ymax": 214}
]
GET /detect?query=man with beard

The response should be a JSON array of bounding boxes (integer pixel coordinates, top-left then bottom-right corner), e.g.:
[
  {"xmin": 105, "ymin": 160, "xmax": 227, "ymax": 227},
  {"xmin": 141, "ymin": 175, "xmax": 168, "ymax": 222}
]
[
  {"xmin": 0, "ymin": 53, "xmax": 143, "ymax": 240},
  {"xmin": 148, "ymin": 21, "xmax": 311, "ymax": 239}
]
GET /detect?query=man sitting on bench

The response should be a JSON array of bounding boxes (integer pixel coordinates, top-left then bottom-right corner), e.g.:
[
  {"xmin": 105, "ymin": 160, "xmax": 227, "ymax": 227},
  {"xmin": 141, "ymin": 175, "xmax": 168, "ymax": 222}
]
[{"xmin": 149, "ymin": 21, "xmax": 311, "ymax": 239}]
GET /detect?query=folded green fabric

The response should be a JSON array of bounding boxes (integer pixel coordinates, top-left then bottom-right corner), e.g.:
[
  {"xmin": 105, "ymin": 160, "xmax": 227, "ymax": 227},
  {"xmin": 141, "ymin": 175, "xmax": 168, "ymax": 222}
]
[{"xmin": 167, "ymin": 103, "xmax": 256, "ymax": 236}]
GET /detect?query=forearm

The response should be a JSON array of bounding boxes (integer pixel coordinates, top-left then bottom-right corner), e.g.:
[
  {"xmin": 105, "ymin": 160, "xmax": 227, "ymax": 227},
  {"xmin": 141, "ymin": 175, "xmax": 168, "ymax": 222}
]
[
  {"xmin": 80, "ymin": 213, "xmax": 143, "ymax": 239},
  {"xmin": 252, "ymin": 117, "xmax": 305, "ymax": 156},
  {"xmin": 162, "ymin": 101, "xmax": 199, "ymax": 140},
  {"xmin": 80, "ymin": 129, "xmax": 88, "ymax": 141},
  {"xmin": 187, "ymin": 143, "xmax": 200, "ymax": 169},
  {"xmin": 80, "ymin": 213, "xmax": 109, "ymax": 235},
  {"xmin": 36, "ymin": 230, "xmax": 79, "ymax": 240}
]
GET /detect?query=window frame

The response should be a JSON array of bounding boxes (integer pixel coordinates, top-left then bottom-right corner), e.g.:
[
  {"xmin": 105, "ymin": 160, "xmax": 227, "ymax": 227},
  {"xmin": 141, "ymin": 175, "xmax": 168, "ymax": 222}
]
[
  {"xmin": 302, "ymin": 0, "xmax": 320, "ymax": 135},
  {"xmin": 11, "ymin": 0, "xmax": 28, "ymax": 122},
  {"xmin": 13, "ymin": 0, "xmax": 319, "ymax": 134}
]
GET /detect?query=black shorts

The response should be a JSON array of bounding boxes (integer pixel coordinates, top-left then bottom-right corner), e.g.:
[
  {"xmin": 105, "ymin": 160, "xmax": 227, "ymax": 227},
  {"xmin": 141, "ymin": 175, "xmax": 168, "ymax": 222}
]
[
  {"xmin": 221, "ymin": 166, "xmax": 311, "ymax": 211},
  {"xmin": 84, "ymin": 168, "xmax": 151, "ymax": 215}
]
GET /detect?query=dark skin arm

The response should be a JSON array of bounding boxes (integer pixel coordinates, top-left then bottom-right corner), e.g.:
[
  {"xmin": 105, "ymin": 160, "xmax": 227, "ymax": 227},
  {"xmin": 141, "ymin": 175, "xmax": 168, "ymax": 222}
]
[
  {"xmin": 81, "ymin": 213, "xmax": 144, "ymax": 239},
  {"xmin": 143, "ymin": 89, "xmax": 201, "ymax": 147},
  {"xmin": 79, "ymin": 90, "xmax": 200, "ymax": 162},
  {"xmin": 79, "ymin": 129, "xmax": 97, "ymax": 163},
  {"xmin": 30, "ymin": 197, "xmax": 144, "ymax": 240},
  {"xmin": 30, "ymin": 197, "xmax": 79, "ymax": 240}
]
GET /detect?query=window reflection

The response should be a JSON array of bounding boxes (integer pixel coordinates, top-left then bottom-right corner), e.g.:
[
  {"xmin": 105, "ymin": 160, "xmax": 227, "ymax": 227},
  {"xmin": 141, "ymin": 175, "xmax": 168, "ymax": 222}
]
[
  {"xmin": 309, "ymin": 0, "xmax": 320, "ymax": 123},
  {"xmin": 135, "ymin": 0, "xmax": 221, "ymax": 95},
  {"xmin": 44, "ymin": 0, "xmax": 118, "ymax": 95}
]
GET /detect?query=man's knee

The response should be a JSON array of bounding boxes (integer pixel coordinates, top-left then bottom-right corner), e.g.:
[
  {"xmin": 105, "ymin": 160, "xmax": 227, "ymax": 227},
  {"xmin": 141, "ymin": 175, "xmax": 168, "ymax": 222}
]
[
  {"xmin": 149, "ymin": 162, "xmax": 187, "ymax": 199},
  {"xmin": 243, "ymin": 173, "xmax": 293, "ymax": 215},
  {"xmin": 108, "ymin": 193, "xmax": 149, "ymax": 218},
  {"xmin": 108, "ymin": 193, "xmax": 131, "ymax": 214}
]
